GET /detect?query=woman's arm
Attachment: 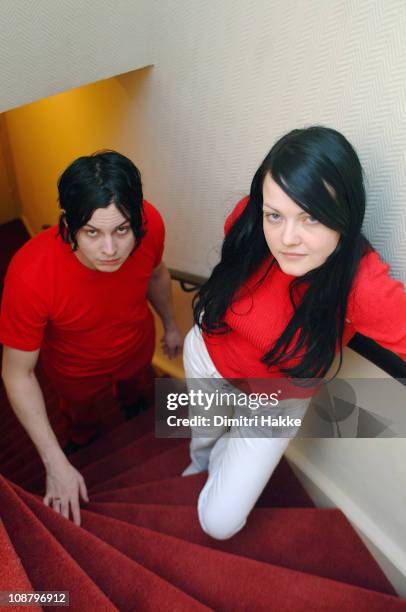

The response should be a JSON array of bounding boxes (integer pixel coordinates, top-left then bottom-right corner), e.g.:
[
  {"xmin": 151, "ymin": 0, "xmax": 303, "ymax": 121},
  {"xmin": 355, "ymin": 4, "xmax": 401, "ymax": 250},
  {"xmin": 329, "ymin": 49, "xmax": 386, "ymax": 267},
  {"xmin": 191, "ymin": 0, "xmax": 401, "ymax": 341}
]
[{"xmin": 347, "ymin": 251, "xmax": 406, "ymax": 361}]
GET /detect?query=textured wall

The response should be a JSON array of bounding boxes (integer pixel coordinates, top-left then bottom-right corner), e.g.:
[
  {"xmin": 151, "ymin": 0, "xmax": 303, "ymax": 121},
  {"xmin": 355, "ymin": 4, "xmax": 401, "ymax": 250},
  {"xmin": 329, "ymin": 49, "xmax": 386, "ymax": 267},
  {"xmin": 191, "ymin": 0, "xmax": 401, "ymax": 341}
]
[
  {"xmin": 138, "ymin": 0, "xmax": 406, "ymax": 281},
  {"xmin": 1, "ymin": 0, "xmax": 405, "ymax": 280},
  {"xmin": 0, "ymin": 0, "xmax": 153, "ymax": 113}
]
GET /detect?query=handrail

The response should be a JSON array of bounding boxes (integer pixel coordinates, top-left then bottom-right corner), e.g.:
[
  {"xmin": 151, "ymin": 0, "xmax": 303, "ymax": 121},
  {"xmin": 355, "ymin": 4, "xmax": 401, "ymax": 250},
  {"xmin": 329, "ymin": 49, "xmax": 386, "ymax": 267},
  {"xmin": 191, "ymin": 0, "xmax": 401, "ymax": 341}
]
[
  {"xmin": 168, "ymin": 268, "xmax": 207, "ymax": 292},
  {"xmin": 347, "ymin": 335, "xmax": 406, "ymax": 380},
  {"xmin": 169, "ymin": 268, "xmax": 406, "ymax": 381}
]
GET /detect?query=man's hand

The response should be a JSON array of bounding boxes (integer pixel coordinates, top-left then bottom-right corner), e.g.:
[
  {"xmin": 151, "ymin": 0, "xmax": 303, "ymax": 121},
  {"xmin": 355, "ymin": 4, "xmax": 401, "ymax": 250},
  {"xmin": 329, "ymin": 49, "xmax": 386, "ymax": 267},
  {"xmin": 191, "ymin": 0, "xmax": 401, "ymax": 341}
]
[
  {"xmin": 161, "ymin": 325, "xmax": 183, "ymax": 359},
  {"xmin": 43, "ymin": 456, "xmax": 89, "ymax": 526}
]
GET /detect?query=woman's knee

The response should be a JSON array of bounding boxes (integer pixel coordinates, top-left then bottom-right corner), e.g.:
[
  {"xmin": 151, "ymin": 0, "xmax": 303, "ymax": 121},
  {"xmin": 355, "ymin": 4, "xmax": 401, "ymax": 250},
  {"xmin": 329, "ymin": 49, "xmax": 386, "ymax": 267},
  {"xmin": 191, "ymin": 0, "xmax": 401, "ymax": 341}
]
[{"xmin": 197, "ymin": 494, "xmax": 247, "ymax": 540}]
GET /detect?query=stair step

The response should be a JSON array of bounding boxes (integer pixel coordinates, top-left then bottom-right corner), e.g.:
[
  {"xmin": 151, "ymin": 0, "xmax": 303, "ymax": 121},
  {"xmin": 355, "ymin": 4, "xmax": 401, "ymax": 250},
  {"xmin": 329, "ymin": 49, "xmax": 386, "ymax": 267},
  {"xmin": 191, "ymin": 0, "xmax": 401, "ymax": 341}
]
[
  {"xmin": 86, "ymin": 502, "xmax": 395, "ymax": 595},
  {"xmin": 90, "ymin": 473, "xmax": 207, "ymax": 503},
  {"xmin": 69, "ymin": 409, "xmax": 155, "ymax": 469},
  {"xmin": 81, "ymin": 432, "xmax": 185, "ymax": 488},
  {"xmin": 0, "ymin": 519, "xmax": 36, "ymax": 599},
  {"xmin": 0, "ymin": 476, "xmax": 117, "ymax": 610},
  {"xmin": 89, "ymin": 441, "xmax": 190, "ymax": 493},
  {"xmin": 90, "ymin": 456, "xmax": 314, "ymax": 509},
  {"xmin": 81, "ymin": 508, "xmax": 406, "ymax": 611},
  {"xmin": 14, "ymin": 485, "xmax": 210, "ymax": 611}
]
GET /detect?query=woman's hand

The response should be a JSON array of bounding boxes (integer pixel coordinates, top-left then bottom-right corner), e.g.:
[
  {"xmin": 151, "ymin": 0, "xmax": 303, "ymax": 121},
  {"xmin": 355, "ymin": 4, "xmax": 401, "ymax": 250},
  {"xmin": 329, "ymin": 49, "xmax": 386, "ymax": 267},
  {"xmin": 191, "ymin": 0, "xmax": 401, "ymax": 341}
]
[{"xmin": 43, "ymin": 456, "xmax": 89, "ymax": 526}]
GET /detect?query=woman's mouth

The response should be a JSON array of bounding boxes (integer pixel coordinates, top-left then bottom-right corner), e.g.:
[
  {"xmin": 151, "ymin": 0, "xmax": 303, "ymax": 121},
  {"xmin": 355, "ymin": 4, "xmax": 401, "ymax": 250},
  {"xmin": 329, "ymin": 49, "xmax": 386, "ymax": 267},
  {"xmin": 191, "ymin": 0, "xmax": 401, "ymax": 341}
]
[{"xmin": 281, "ymin": 252, "xmax": 307, "ymax": 259}]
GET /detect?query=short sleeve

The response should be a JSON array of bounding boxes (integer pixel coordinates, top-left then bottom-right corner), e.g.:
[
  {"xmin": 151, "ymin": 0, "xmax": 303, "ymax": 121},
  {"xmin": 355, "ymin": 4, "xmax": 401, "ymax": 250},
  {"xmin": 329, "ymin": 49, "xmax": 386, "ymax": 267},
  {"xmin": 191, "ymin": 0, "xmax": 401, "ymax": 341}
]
[
  {"xmin": 143, "ymin": 200, "xmax": 165, "ymax": 268},
  {"xmin": 224, "ymin": 196, "xmax": 250, "ymax": 235},
  {"xmin": 347, "ymin": 251, "xmax": 406, "ymax": 361},
  {"xmin": 0, "ymin": 269, "xmax": 48, "ymax": 351}
]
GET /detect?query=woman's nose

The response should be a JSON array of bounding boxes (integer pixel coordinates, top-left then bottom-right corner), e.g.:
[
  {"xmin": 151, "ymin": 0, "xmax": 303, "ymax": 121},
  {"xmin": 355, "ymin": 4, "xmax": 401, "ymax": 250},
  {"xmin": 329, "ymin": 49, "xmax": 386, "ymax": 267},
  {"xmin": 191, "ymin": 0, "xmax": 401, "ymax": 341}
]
[{"xmin": 281, "ymin": 221, "xmax": 301, "ymax": 245}]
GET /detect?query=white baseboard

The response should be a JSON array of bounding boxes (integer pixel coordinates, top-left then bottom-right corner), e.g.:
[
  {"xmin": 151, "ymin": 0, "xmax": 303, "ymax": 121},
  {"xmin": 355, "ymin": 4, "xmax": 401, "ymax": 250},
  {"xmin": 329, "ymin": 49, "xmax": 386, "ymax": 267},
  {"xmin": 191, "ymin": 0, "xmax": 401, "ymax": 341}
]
[
  {"xmin": 285, "ymin": 444, "xmax": 406, "ymax": 597},
  {"xmin": 20, "ymin": 214, "xmax": 35, "ymax": 237}
]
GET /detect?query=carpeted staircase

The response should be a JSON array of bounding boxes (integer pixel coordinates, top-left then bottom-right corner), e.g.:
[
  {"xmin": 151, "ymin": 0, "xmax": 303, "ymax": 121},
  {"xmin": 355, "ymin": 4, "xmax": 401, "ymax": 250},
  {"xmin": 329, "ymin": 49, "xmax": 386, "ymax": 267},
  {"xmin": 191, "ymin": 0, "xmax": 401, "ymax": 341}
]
[
  {"xmin": 1, "ymin": 391, "xmax": 406, "ymax": 611},
  {"xmin": 1, "ymin": 219, "xmax": 405, "ymax": 610}
]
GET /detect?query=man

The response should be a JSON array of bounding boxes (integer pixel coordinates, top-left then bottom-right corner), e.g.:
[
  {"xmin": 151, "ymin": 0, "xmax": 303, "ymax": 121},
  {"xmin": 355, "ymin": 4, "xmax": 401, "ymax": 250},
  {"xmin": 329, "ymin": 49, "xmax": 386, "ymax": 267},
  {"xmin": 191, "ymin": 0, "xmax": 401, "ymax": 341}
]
[{"xmin": 0, "ymin": 150, "xmax": 182, "ymax": 526}]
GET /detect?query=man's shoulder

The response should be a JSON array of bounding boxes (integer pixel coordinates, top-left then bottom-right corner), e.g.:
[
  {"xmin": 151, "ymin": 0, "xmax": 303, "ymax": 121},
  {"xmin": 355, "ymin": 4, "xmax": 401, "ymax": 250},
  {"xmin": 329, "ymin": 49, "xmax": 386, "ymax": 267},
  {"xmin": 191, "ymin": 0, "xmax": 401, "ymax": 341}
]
[
  {"xmin": 7, "ymin": 226, "xmax": 61, "ymax": 279},
  {"xmin": 142, "ymin": 199, "xmax": 165, "ymax": 247},
  {"xmin": 143, "ymin": 199, "xmax": 164, "ymax": 228}
]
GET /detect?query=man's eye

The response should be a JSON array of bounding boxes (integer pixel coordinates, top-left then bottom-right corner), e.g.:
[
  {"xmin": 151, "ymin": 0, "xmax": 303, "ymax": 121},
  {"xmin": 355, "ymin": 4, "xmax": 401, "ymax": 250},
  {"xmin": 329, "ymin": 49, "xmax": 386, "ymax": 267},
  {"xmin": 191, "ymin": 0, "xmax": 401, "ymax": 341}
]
[
  {"xmin": 117, "ymin": 226, "xmax": 130, "ymax": 234},
  {"xmin": 307, "ymin": 216, "xmax": 319, "ymax": 224},
  {"xmin": 86, "ymin": 229, "xmax": 98, "ymax": 237}
]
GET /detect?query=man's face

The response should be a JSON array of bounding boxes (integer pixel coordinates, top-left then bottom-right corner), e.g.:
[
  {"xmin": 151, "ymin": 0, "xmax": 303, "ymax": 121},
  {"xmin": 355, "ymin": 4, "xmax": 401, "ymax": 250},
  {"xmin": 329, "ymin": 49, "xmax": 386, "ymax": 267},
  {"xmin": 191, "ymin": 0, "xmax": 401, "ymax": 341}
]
[
  {"xmin": 74, "ymin": 203, "xmax": 135, "ymax": 272},
  {"xmin": 262, "ymin": 173, "xmax": 340, "ymax": 276}
]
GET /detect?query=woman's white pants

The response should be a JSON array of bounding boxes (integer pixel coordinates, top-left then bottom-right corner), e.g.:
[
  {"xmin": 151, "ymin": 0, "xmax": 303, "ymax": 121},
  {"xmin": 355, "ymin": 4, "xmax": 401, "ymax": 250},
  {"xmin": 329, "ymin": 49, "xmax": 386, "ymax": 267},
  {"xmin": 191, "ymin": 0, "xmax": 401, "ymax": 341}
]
[{"xmin": 182, "ymin": 325, "xmax": 310, "ymax": 540}]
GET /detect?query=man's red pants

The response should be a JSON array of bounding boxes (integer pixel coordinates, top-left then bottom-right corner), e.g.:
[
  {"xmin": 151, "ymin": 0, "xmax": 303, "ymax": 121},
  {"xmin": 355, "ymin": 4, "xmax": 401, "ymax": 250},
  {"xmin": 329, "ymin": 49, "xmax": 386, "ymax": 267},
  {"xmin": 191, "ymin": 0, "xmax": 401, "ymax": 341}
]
[{"xmin": 42, "ymin": 360, "xmax": 155, "ymax": 445}]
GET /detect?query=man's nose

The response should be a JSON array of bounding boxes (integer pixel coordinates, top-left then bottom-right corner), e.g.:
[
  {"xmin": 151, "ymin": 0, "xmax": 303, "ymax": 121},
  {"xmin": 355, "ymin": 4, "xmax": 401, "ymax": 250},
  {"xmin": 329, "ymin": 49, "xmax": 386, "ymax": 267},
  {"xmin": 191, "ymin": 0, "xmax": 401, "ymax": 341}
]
[
  {"xmin": 101, "ymin": 235, "xmax": 117, "ymax": 256},
  {"xmin": 281, "ymin": 221, "xmax": 301, "ymax": 246}
]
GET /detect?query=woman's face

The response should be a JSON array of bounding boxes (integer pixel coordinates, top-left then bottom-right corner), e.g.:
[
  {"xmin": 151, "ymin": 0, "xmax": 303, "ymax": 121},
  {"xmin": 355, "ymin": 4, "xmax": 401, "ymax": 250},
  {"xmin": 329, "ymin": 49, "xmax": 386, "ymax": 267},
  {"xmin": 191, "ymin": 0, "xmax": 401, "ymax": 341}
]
[{"xmin": 262, "ymin": 173, "xmax": 340, "ymax": 276}]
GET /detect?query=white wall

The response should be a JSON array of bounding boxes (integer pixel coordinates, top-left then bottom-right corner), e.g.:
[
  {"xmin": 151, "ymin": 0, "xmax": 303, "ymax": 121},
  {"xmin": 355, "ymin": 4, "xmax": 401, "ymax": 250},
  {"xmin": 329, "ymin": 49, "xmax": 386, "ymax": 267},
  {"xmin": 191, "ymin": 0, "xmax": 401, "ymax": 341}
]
[
  {"xmin": 136, "ymin": 0, "xmax": 406, "ymax": 283},
  {"xmin": 1, "ymin": 1, "xmax": 405, "ymax": 280},
  {"xmin": 0, "ymin": 0, "xmax": 153, "ymax": 113}
]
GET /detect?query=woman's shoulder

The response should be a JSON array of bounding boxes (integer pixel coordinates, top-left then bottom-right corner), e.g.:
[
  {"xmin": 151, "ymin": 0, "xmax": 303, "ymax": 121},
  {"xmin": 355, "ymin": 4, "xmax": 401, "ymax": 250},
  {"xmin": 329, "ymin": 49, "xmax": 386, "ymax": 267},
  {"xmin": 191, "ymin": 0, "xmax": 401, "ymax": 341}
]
[
  {"xmin": 224, "ymin": 196, "xmax": 250, "ymax": 234},
  {"xmin": 348, "ymin": 247, "xmax": 406, "ymax": 318},
  {"xmin": 353, "ymin": 247, "xmax": 401, "ymax": 287}
]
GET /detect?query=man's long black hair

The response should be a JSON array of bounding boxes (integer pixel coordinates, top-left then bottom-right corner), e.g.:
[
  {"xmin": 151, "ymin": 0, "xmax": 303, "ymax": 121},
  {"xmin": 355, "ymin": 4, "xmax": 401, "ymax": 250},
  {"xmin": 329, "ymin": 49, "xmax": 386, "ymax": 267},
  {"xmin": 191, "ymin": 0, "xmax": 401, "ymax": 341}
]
[
  {"xmin": 193, "ymin": 126, "xmax": 373, "ymax": 379},
  {"xmin": 57, "ymin": 150, "xmax": 145, "ymax": 250}
]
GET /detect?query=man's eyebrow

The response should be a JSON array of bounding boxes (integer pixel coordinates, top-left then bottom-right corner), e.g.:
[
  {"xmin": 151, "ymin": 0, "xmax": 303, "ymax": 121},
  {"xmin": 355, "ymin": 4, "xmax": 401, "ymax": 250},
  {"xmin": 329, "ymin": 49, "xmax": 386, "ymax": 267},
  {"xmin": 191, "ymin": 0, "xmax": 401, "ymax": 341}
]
[{"xmin": 83, "ymin": 221, "xmax": 131, "ymax": 230}]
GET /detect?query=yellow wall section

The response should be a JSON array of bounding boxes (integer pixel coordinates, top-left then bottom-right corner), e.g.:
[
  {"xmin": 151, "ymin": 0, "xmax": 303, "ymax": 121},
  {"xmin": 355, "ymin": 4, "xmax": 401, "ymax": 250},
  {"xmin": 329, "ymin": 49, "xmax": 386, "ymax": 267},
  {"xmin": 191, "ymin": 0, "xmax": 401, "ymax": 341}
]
[
  {"xmin": 0, "ymin": 115, "xmax": 21, "ymax": 224},
  {"xmin": 4, "ymin": 68, "xmax": 151, "ymax": 235},
  {"xmin": 2, "ymin": 67, "xmax": 187, "ymax": 375}
]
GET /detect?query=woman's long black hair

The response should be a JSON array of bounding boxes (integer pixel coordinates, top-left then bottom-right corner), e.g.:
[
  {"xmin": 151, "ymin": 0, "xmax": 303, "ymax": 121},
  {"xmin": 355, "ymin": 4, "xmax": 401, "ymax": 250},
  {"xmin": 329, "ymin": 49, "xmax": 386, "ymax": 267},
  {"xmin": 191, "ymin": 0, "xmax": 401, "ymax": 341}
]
[
  {"xmin": 194, "ymin": 126, "xmax": 373, "ymax": 379},
  {"xmin": 57, "ymin": 150, "xmax": 145, "ymax": 251}
]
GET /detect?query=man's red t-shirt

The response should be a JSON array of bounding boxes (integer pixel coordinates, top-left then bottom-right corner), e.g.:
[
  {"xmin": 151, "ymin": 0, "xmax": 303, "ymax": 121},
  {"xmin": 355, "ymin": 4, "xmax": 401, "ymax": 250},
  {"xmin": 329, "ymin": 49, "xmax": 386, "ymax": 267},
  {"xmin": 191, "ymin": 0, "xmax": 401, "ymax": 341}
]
[{"xmin": 0, "ymin": 200, "xmax": 164, "ymax": 382}]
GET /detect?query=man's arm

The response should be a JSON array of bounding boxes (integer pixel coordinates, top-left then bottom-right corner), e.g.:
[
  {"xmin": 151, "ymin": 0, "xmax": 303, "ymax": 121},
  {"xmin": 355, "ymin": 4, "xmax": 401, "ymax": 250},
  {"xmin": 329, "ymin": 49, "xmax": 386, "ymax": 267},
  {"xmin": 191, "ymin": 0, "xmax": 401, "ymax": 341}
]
[
  {"xmin": 1, "ymin": 346, "xmax": 88, "ymax": 525},
  {"xmin": 147, "ymin": 261, "xmax": 182, "ymax": 358}
]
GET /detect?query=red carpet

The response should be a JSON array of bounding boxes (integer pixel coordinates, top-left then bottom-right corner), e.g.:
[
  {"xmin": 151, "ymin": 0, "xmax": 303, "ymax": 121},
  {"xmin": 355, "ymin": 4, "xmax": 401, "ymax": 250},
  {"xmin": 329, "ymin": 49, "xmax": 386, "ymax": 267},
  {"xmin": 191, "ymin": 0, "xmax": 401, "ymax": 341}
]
[
  {"xmin": 1, "ymin": 396, "xmax": 405, "ymax": 610},
  {"xmin": 1, "ymin": 220, "xmax": 405, "ymax": 609}
]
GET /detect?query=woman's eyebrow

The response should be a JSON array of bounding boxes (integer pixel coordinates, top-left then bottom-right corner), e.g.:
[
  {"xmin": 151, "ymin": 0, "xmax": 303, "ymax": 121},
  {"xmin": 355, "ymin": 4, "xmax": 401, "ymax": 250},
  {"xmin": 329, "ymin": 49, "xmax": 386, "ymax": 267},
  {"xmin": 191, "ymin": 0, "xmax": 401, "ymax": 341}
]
[{"xmin": 262, "ymin": 204, "xmax": 308, "ymax": 216}]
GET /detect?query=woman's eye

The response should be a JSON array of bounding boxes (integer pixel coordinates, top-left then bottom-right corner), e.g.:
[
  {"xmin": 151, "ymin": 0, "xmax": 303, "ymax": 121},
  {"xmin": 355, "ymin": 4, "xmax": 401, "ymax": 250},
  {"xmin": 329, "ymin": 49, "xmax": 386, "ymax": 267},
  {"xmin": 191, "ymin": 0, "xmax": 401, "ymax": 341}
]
[
  {"xmin": 265, "ymin": 212, "xmax": 281, "ymax": 222},
  {"xmin": 307, "ymin": 216, "xmax": 319, "ymax": 224},
  {"xmin": 86, "ymin": 229, "xmax": 98, "ymax": 237},
  {"xmin": 117, "ymin": 226, "xmax": 130, "ymax": 235}
]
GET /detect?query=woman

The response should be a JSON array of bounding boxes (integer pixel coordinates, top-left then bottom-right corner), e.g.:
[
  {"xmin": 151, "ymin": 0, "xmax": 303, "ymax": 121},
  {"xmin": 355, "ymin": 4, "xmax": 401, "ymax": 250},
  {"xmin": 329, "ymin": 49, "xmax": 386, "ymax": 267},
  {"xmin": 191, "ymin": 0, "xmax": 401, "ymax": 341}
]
[{"xmin": 182, "ymin": 126, "xmax": 406, "ymax": 540}]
